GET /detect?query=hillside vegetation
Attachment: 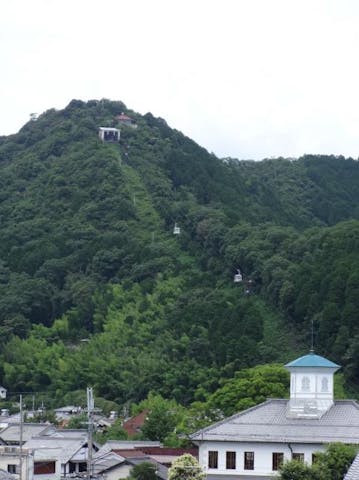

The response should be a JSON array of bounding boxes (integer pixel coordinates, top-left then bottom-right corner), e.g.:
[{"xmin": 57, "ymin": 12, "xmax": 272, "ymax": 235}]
[{"xmin": 0, "ymin": 99, "xmax": 358, "ymax": 410}]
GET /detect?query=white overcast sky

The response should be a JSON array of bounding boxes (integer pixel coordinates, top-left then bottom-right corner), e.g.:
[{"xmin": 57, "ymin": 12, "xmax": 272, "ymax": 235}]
[{"xmin": 1, "ymin": 0, "xmax": 359, "ymax": 160}]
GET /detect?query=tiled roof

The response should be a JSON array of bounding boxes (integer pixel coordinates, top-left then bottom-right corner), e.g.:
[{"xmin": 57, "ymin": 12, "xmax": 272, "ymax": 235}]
[
  {"xmin": 344, "ymin": 453, "xmax": 359, "ymax": 480},
  {"xmin": 94, "ymin": 440, "xmax": 161, "ymax": 458},
  {"xmin": 112, "ymin": 449, "xmax": 147, "ymax": 458},
  {"xmin": 190, "ymin": 399, "xmax": 359, "ymax": 444},
  {"xmin": 48, "ymin": 428, "xmax": 87, "ymax": 438},
  {"xmin": 93, "ymin": 451, "xmax": 126, "ymax": 473},
  {"xmin": 285, "ymin": 352, "xmax": 340, "ymax": 368},
  {"xmin": 117, "ymin": 114, "xmax": 132, "ymax": 121},
  {"xmin": 137, "ymin": 447, "xmax": 198, "ymax": 458},
  {"xmin": 24, "ymin": 436, "xmax": 87, "ymax": 463},
  {"xmin": 122, "ymin": 410, "xmax": 148, "ymax": 437},
  {"xmin": 0, "ymin": 424, "xmax": 53, "ymax": 443}
]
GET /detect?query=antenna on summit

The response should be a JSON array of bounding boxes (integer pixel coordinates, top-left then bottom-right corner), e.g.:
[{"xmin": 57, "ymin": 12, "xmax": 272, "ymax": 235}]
[{"xmin": 310, "ymin": 319, "xmax": 314, "ymax": 353}]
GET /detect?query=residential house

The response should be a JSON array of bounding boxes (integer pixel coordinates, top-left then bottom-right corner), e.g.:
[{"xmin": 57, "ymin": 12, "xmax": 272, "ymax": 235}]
[
  {"xmin": 190, "ymin": 352, "xmax": 359, "ymax": 480},
  {"xmin": 24, "ymin": 434, "xmax": 98, "ymax": 480},
  {"xmin": 91, "ymin": 443, "xmax": 196, "ymax": 480},
  {"xmin": 98, "ymin": 449, "xmax": 167, "ymax": 480},
  {"xmin": 54, "ymin": 406, "xmax": 82, "ymax": 423},
  {"xmin": 91, "ymin": 441, "xmax": 163, "ymax": 480},
  {"xmin": 0, "ymin": 388, "xmax": 7, "ymax": 400}
]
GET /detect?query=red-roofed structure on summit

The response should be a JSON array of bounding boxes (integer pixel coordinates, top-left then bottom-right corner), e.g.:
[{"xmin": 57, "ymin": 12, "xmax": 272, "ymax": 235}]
[{"xmin": 116, "ymin": 113, "xmax": 137, "ymax": 128}]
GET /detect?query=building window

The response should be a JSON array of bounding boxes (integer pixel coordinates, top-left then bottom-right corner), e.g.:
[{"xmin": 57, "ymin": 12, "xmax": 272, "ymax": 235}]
[
  {"xmin": 301, "ymin": 376, "xmax": 310, "ymax": 391},
  {"xmin": 292, "ymin": 453, "xmax": 304, "ymax": 462},
  {"xmin": 244, "ymin": 452, "xmax": 254, "ymax": 470},
  {"xmin": 321, "ymin": 377, "xmax": 328, "ymax": 392},
  {"xmin": 272, "ymin": 453, "xmax": 284, "ymax": 471},
  {"xmin": 7, "ymin": 465, "xmax": 17, "ymax": 474},
  {"xmin": 312, "ymin": 453, "xmax": 318, "ymax": 464},
  {"xmin": 34, "ymin": 461, "xmax": 56, "ymax": 475},
  {"xmin": 226, "ymin": 451, "xmax": 236, "ymax": 469},
  {"xmin": 208, "ymin": 451, "xmax": 218, "ymax": 469}
]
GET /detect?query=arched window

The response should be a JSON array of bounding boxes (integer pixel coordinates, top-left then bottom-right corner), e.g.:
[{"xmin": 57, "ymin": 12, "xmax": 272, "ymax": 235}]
[
  {"xmin": 321, "ymin": 377, "xmax": 328, "ymax": 392},
  {"xmin": 301, "ymin": 376, "xmax": 310, "ymax": 391}
]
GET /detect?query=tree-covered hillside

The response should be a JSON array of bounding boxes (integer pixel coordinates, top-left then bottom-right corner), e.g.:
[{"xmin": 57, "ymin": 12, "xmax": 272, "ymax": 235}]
[{"xmin": 0, "ymin": 99, "xmax": 358, "ymax": 409}]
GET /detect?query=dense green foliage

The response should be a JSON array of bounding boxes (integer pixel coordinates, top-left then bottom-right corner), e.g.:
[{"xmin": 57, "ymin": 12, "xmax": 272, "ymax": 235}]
[
  {"xmin": 279, "ymin": 443, "xmax": 357, "ymax": 480},
  {"xmin": 201, "ymin": 364, "xmax": 289, "ymax": 416},
  {"xmin": 128, "ymin": 462, "xmax": 158, "ymax": 480},
  {"xmin": 95, "ymin": 419, "xmax": 128, "ymax": 443},
  {"xmin": 0, "ymin": 99, "xmax": 358, "ymax": 414},
  {"xmin": 133, "ymin": 393, "xmax": 182, "ymax": 443}
]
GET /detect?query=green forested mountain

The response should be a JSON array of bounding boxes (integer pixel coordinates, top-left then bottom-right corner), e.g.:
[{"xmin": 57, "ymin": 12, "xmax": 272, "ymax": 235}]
[{"xmin": 0, "ymin": 99, "xmax": 359, "ymax": 410}]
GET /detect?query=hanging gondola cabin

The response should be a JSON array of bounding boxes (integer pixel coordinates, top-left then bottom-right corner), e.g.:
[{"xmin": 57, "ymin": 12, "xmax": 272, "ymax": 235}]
[
  {"xmin": 98, "ymin": 127, "xmax": 121, "ymax": 143},
  {"xmin": 234, "ymin": 269, "xmax": 243, "ymax": 283}
]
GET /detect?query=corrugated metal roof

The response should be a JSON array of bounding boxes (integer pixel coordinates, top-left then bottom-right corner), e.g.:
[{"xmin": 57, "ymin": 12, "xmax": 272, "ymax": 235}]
[
  {"xmin": 190, "ymin": 399, "xmax": 359, "ymax": 444},
  {"xmin": 285, "ymin": 352, "xmax": 340, "ymax": 368}
]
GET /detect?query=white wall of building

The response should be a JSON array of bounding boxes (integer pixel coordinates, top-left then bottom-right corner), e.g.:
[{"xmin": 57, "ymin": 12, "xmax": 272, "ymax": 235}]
[
  {"xmin": 290, "ymin": 370, "xmax": 334, "ymax": 401},
  {"xmin": 199, "ymin": 441, "xmax": 326, "ymax": 478}
]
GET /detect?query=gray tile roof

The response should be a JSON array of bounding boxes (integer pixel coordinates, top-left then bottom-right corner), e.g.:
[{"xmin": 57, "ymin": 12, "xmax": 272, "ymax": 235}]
[
  {"xmin": 93, "ymin": 451, "xmax": 126, "ymax": 473},
  {"xmin": 24, "ymin": 436, "xmax": 87, "ymax": 463},
  {"xmin": 190, "ymin": 399, "xmax": 359, "ymax": 444},
  {"xmin": 344, "ymin": 453, "xmax": 359, "ymax": 480},
  {"xmin": 0, "ymin": 424, "xmax": 54, "ymax": 443},
  {"xmin": 48, "ymin": 428, "xmax": 87, "ymax": 438},
  {"xmin": 95, "ymin": 440, "xmax": 162, "ymax": 458}
]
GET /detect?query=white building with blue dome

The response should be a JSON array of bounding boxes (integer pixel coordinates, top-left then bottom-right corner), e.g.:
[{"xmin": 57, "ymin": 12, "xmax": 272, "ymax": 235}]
[{"xmin": 190, "ymin": 352, "xmax": 359, "ymax": 480}]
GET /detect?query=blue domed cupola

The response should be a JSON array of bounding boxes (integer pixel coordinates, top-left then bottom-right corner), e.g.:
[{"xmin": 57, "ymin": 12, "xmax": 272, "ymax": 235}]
[{"xmin": 285, "ymin": 351, "xmax": 340, "ymax": 418}]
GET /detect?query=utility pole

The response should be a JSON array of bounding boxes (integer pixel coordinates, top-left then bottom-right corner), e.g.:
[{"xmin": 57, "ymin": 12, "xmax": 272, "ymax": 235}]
[
  {"xmin": 19, "ymin": 395, "xmax": 23, "ymax": 480},
  {"xmin": 87, "ymin": 388, "xmax": 94, "ymax": 480}
]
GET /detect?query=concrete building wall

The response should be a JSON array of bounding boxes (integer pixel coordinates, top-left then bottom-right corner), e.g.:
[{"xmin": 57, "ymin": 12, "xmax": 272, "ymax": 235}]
[{"xmin": 0, "ymin": 448, "xmax": 34, "ymax": 480}]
